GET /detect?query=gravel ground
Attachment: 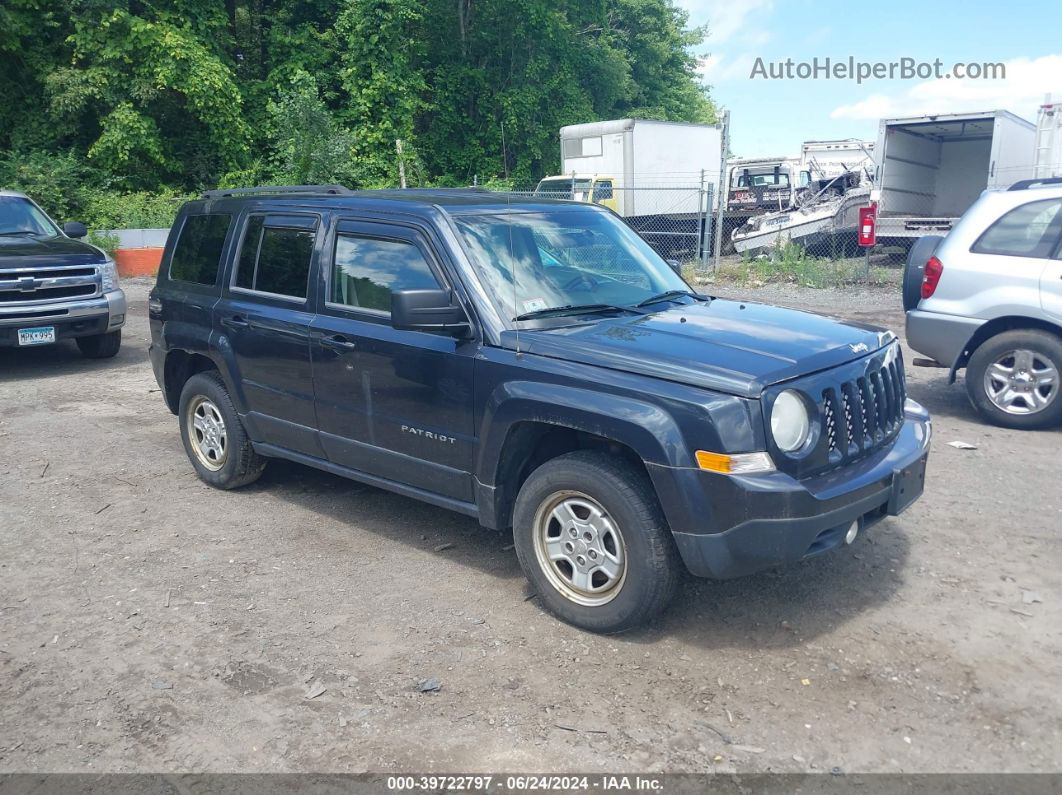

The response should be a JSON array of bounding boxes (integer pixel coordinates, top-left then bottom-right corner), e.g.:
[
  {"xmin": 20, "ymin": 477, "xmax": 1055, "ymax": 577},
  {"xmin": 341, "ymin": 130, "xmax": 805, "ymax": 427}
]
[{"xmin": 1, "ymin": 278, "xmax": 1059, "ymax": 774}]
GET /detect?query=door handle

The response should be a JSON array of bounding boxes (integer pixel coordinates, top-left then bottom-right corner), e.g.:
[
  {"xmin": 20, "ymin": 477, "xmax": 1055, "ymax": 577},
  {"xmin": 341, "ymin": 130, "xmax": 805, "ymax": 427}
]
[
  {"xmin": 320, "ymin": 334, "xmax": 358, "ymax": 352},
  {"xmin": 221, "ymin": 315, "xmax": 250, "ymax": 329}
]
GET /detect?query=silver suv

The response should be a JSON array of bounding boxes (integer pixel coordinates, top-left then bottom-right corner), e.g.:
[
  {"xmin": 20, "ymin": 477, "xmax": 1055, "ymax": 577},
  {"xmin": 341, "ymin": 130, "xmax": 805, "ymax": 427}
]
[{"xmin": 904, "ymin": 177, "xmax": 1062, "ymax": 429}]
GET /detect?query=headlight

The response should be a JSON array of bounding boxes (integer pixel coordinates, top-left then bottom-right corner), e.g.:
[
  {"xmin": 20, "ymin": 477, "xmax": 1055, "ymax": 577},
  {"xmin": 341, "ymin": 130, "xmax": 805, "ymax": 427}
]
[
  {"xmin": 771, "ymin": 389, "xmax": 811, "ymax": 452},
  {"xmin": 99, "ymin": 259, "xmax": 119, "ymax": 292}
]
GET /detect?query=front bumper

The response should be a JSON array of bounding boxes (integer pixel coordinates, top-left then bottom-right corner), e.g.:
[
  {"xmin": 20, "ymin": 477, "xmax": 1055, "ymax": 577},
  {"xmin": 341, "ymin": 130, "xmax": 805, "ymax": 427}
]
[
  {"xmin": 662, "ymin": 401, "xmax": 932, "ymax": 579},
  {"xmin": 0, "ymin": 290, "xmax": 126, "ymax": 347}
]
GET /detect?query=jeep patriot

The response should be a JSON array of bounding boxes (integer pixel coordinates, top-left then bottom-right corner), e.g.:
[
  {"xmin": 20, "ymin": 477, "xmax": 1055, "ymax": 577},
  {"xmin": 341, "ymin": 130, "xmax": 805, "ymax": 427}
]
[{"xmin": 149, "ymin": 185, "xmax": 931, "ymax": 632}]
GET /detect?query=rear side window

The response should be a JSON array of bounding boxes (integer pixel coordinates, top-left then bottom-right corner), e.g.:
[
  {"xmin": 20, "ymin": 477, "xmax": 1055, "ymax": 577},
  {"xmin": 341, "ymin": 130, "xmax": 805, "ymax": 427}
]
[
  {"xmin": 234, "ymin": 215, "xmax": 317, "ymax": 299},
  {"xmin": 330, "ymin": 234, "xmax": 441, "ymax": 313},
  {"xmin": 972, "ymin": 198, "xmax": 1062, "ymax": 258},
  {"xmin": 169, "ymin": 214, "xmax": 231, "ymax": 285}
]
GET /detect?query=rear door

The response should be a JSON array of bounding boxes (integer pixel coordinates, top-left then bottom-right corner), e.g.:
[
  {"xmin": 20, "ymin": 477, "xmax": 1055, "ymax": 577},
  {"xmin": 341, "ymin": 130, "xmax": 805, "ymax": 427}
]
[
  {"xmin": 151, "ymin": 211, "xmax": 234, "ymax": 363},
  {"xmin": 309, "ymin": 218, "xmax": 476, "ymax": 501},
  {"xmin": 964, "ymin": 197, "xmax": 1062, "ymax": 321},
  {"xmin": 217, "ymin": 211, "xmax": 324, "ymax": 458}
]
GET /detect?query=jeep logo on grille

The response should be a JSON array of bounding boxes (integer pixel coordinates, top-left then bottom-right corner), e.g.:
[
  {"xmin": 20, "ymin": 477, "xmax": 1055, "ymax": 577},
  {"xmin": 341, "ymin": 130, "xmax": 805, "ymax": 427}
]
[{"xmin": 17, "ymin": 277, "xmax": 40, "ymax": 292}]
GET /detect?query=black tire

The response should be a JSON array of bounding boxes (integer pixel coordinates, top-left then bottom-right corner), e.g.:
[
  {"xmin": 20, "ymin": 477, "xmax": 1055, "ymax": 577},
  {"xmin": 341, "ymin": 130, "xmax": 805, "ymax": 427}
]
[
  {"xmin": 512, "ymin": 451, "xmax": 680, "ymax": 633},
  {"xmin": 76, "ymin": 330, "xmax": 121, "ymax": 358},
  {"xmin": 178, "ymin": 371, "xmax": 266, "ymax": 488},
  {"xmin": 902, "ymin": 235, "xmax": 943, "ymax": 311},
  {"xmin": 965, "ymin": 329, "xmax": 1062, "ymax": 430}
]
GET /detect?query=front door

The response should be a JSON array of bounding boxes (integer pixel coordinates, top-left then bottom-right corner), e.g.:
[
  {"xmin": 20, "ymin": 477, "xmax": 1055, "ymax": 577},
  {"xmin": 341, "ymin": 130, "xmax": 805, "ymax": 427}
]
[
  {"xmin": 310, "ymin": 219, "xmax": 476, "ymax": 501},
  {"xmin": 217, "ymin": 211, "xmax": 323, "ymax": 458}
]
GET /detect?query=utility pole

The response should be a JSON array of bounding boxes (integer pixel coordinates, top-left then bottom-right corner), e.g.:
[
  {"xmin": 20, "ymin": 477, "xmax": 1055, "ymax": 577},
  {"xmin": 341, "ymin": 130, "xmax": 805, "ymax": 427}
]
[
  {"xmin": 396, "ymin": 139, "xmax": 407, "ymax": 189},
  {"xmin": 712, "ymin": 109, "xmax": 730, "ymax": 271}
]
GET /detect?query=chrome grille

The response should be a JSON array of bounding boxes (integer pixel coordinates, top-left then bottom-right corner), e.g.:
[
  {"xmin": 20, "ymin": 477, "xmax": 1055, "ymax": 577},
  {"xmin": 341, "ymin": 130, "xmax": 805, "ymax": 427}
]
[{"xmin": 0, "ymin": 264, "xmax": 100, "ymax": 306}]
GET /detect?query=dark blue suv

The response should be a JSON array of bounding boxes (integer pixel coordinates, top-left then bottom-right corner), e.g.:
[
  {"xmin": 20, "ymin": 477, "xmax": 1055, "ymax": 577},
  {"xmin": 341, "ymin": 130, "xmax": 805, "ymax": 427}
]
[{"xmin": 149, "ymin": 185, "xmax": 931, "ymax": 632}]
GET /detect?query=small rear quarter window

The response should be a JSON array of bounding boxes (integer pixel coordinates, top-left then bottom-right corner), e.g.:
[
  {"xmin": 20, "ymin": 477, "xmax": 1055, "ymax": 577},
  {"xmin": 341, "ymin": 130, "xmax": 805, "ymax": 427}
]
[{"xmin": 169, "ymin": 214, "xmax": 232, "ymax": 285}]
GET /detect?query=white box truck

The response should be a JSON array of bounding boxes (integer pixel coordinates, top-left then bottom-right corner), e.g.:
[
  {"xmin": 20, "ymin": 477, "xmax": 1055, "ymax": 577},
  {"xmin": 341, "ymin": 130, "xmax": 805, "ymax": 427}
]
[
  {"xmin": 873, "ymin": 110, "xmax": 1036, "ymax": 242},
  {"xmin": 534, "ymin": 119, "xmax": 721, "ymax": 257},
  {"xmin": 535, "ymin": 115, "xmax": 717, "ymax": 212}
]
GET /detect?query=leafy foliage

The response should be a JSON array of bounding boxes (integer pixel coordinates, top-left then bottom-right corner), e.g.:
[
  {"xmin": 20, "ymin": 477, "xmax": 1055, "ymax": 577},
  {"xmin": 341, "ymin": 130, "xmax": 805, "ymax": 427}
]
[{"xmin": 2, "ymin": 0, "xmax": 717, "ymax": 205}]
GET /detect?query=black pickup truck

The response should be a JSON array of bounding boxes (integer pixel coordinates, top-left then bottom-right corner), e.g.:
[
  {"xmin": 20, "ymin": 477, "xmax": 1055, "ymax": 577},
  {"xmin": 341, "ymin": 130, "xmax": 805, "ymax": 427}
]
[
  {"xmin": 1, "ymin": 191, "xmax": 125, "ymax": 356},
  {"xmin": 148, "ymin": 186, "xmax": 931, "ymax": 632}
]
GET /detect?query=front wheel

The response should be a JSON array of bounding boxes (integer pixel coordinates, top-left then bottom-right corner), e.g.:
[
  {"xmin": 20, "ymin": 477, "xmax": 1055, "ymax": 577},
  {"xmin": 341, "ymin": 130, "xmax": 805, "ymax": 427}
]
[
  {"xmin": 965, "ymin": 329, "xmax": 1062, "ymax": 429},
  {"xmin": 512, "ymin": 451, "xmax": 680, "ymax": 633}
]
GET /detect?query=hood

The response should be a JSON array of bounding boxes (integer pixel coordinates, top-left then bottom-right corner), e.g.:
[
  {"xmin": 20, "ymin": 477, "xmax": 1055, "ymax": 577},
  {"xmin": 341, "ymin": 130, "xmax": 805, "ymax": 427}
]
[
  {"xmin": 0, "ymin": 234, "xmax": 106, "ymax": 269},
  {"xmin": 503, "ymin": 299, "xmax": 895, "ymax": 398}
]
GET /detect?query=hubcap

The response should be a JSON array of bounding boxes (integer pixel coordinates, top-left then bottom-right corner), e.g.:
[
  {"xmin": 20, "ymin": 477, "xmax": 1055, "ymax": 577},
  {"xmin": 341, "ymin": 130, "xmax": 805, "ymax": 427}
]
[
  {"xmin": 187, "ymin": 396, "xmax": 227, "ymax": 470},
  {"xmin": 532, "ymin": 491, "xmax": 626, "ymax": 607},
  {"xmin": 983, "ymin": 349, "xmax": 1058, "ymax": 415}
]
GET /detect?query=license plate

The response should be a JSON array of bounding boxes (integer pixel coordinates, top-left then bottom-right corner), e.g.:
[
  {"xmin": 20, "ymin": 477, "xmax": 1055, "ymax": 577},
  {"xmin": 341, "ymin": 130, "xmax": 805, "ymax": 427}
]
[
  {"xmin": 17, "ymin": 326, "xmax": 56, "ymax": 346},
  {"xmin": 888, "ymin": 453, "xmax": 927, "ymax": 515}
]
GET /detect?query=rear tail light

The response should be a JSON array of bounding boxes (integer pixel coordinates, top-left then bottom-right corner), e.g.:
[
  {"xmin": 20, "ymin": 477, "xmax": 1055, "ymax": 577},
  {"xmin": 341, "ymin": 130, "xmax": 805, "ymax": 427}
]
[{"xmin": 921, "ymin": 256, "xmax": 943, "ymax": 299}]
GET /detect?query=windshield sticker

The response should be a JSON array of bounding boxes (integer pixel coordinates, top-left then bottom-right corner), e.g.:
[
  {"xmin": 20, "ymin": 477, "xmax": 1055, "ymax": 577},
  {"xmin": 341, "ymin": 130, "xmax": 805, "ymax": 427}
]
[{"xmin": 522, "ymin": 298, "xmax": 548, "ymax": 313}]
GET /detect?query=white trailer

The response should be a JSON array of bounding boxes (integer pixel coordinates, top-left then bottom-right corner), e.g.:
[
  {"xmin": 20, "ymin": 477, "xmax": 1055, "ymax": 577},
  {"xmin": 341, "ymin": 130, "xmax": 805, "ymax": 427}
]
[
  {"xmin": 873, "ymin": 110, "xmax": 1036, "ymax": 240},
  {"xmin": 550, "ymin": 118, "xmax": 722, "ymax": 218},
  {"xmin": 800, "ymin": 139, "xmax": 874, "ymax": 180}
]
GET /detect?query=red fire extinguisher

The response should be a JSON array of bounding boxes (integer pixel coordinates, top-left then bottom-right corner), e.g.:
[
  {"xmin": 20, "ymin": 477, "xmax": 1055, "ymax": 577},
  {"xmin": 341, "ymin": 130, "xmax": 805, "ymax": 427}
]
[{"xmin": 858, "ymin": 205, "xmax": 877, "ymax": 247}]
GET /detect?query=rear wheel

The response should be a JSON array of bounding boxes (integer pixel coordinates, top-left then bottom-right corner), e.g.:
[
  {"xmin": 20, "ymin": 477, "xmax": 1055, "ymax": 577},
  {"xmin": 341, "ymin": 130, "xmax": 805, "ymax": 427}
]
[
  {"xmin": 76, "ymin": 330, "xmax": 121, "ymax": 358},
  {"xmin": 965, "ymin": 329, "xmax": 1062, "ymax": 429},
  {"xmin": 179, "ymin": 371, "xmax": 266, "ymax": 488},
  {"xmin": 512, "ymin": 451, "xmax": 680, "ymax": 633}
]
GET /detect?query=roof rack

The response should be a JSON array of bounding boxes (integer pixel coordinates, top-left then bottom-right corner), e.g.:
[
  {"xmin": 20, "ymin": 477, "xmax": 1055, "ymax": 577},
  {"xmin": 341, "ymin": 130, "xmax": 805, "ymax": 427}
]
[
  {"xmin": 200, "ymin": 184, "xmax": 353, "ymax": 199},
  {"xmin": 1008, "ymin": 177, "xmax": 1062, "ymax": 191}
]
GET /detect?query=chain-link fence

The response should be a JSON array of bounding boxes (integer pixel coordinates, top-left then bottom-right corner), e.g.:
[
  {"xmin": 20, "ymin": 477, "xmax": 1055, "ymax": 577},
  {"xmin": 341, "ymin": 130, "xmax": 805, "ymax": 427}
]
[{"xmin": 482, "ymin": 182, "xmax": 718, "ymax": 273}]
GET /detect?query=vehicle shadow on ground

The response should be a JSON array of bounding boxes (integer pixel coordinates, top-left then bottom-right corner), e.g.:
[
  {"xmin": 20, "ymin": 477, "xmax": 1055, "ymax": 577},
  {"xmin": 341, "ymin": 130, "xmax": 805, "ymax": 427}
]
[
  {"xmin": 245, "ymin": 458, "xmax": 526, "ymax": 581},
  {"xmin": 0, "ymin": 337, "xmax": 148, "ymax": 384},
  {"xmin": 247, "ymin": 458, "xmax": 912, "ymax": 648},
  {"xmin": 646, "ymin": 522, "xmax": 911, "ymax": 650}
]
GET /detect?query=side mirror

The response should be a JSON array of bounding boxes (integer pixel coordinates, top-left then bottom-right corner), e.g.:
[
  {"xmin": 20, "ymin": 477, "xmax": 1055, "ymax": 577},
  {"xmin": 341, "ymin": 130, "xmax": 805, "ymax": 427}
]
[
  {"xmin": 64, "ymin": 221, "xmax": 88, "ymax": 239},
  {"xmin": 391, "ymin": 289, "xmax": 471, "ymax": 336},
  {"xmin": 666, "ymin": 259, "xmax": 683, "ymax": 276}
]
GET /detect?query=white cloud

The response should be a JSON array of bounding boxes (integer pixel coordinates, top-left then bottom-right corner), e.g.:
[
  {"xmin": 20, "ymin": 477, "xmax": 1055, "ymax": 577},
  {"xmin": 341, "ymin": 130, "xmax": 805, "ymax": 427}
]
[
  {"xmin": 697, "ymin": 52, "xmax": 760, "ymax": 82},
  {"xmin": 831, "ymin": 55, "xmax": 1062, "ymax": 121},
  {"xmin": 674, "ymin": 0, "xmax": 774, "ymax": 45}
]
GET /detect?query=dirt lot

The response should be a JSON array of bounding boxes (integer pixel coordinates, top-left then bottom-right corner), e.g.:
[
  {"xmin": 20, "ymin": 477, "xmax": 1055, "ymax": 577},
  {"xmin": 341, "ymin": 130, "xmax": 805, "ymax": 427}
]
[{"xmin": 1, "ymin": 278, "xmax": 1059, "ymax": 774}]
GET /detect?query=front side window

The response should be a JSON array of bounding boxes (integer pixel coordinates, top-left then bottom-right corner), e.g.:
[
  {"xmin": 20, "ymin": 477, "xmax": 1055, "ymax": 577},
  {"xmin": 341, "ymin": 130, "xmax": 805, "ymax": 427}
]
[
  {"xmin": 972, "ymin": 199, "xmax": 1062, "ymax": 258},
  {"xmin": 0, "ymin": 196, "xmax": 59, "ymax": 237},
  {"xmin": 593, "ymin": 181, "xmax": 614, "ymax": 202},
  {"xmin": 234, "ymin": 216, "xmax": 316, "ymax": 299},
  {"xmin": 330, "ymin": 235, "xmax": 441, "ymax": 313},
  {"xmin": 534, "ymin": 179, "xmax": 592, "ymax": 199},
  {"xmin": 169, "ymin": 213, "xmax": 231, "ymax": 285},
  {"xmin": 454, "ymin": 208, "xmax": 687, "ymax": 322}
]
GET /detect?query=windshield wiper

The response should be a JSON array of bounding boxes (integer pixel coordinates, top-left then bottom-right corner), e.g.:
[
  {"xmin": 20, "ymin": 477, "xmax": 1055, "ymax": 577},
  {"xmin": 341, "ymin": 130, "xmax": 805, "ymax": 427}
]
[
  {"xmin": 513, "ymin": 303, "xmax": 644, "ymax": 321},
  {"xmin": 0, "ymin": 230, "xmax": 40, "ymax": 237},
  {"xmin": 635, "ymin": 289, "xmax": 707, "ymax": 308}
]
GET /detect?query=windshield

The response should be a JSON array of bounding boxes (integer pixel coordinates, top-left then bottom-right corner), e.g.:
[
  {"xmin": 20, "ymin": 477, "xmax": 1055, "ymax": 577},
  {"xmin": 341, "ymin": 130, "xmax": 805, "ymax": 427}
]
[
  {"xmin": 0, "ymin": 196, "xmax": 60, "ymax": 236},
  {"xmin": 734, "ymin": 172, "xmax": 790, "ymax": 188},
  {"xmin": 453, "ymin": 209, "xmax": 690, "ymax": 323},
  {"xmin": 534, "ymin": 179, "xmax": 592, "ymax": 199}
]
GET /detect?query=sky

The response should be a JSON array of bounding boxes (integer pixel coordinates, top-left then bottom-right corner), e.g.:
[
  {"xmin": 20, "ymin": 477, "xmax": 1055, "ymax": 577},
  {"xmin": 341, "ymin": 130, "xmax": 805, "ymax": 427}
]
[{"xmin": 676, "ymin": 0, "xmax": 1062, "ymax": 157}]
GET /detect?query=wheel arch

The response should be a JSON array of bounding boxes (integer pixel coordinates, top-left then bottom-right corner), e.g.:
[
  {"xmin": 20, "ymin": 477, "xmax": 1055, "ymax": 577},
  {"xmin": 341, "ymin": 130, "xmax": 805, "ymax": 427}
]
[
  {"xmin": 475, "ymin": 383, "xmax": 686, "ymax": 531},
  {"xmin": 163, "ymin": 348, "xmax": 227, "ymax": 415},
  {"xmin": 949, "ymin": 315, "xmax": 1062, "ymax": 383}
]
